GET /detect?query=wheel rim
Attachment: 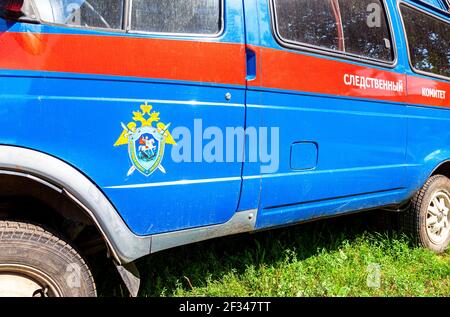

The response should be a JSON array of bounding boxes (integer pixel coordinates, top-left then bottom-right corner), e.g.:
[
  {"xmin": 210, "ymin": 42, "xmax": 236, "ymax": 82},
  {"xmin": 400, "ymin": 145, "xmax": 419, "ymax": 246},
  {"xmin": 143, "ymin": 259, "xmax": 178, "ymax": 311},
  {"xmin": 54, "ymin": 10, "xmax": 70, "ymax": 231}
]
[
  {"xmin": 426, "ymin": 191, "xmax": 450, "ymax": 245},
  {"xmin": 0, "ymin": 264, "xmax": 62, "ymax": 297}
]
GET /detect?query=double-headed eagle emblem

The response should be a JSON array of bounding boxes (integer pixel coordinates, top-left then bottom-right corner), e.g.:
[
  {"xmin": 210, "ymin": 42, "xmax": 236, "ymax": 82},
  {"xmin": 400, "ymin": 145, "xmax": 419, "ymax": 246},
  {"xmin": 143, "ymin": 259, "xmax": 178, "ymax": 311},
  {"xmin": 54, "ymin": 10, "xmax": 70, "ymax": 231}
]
[{"xmin": 114, "ymin": 102, "xmax": 176, "ymax": 177}]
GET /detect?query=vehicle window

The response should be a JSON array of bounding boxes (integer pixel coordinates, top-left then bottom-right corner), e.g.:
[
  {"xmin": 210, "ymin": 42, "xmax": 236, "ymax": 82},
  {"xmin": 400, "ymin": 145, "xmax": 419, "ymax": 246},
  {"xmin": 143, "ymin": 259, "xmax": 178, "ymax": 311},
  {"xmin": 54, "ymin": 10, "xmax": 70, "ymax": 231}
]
[
  {"xmin": 272, "ymin": 0, "xmax": 394, "ymax": 62},
  {"xmin": 273, "ymin": 0, "xmax": 340, "ymax": 51},
  {"xmin": 401, "ymin": 5, "xmax": 450, "ymax": 78},
  {"xmin": 339, "ymin": 0, "xmax": 393, "ymax": 61},
  {"xmin": 130, "ymin": 0, "xmax": 222, "ymax": 35},
  {"xmin": 33, "ymin": 0, "xmax": 124, "ymax": 29}
]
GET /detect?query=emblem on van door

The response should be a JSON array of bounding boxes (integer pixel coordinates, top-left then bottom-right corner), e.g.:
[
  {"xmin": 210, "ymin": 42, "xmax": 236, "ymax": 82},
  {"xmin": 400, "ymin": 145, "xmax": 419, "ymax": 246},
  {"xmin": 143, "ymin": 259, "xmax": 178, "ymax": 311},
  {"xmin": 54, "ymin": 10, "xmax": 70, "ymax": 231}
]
[{"xmin": 114, "ymin": 102, "xmax": 176, "ymax": 177}]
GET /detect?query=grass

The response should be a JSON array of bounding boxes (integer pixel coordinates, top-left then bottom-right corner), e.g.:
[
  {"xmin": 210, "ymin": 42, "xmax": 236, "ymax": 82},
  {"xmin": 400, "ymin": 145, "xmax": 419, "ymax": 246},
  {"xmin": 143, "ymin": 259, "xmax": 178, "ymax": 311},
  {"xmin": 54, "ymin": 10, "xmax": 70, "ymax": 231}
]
[{"xmin": 95, "ymin": 210, "xmax": 450, "ymax": 297}]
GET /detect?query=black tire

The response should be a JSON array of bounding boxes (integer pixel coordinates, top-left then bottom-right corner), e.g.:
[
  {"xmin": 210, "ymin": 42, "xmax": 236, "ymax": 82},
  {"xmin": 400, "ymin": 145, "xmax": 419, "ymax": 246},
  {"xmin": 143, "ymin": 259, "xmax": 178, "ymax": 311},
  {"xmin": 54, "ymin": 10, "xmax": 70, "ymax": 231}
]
[
  {"xmin": 400, "ymin": 175, "xmax": 450, "ymax": 254},
  {"xmin": 0, "ymin": 221, "xmax": 96, "ymax": 297}
]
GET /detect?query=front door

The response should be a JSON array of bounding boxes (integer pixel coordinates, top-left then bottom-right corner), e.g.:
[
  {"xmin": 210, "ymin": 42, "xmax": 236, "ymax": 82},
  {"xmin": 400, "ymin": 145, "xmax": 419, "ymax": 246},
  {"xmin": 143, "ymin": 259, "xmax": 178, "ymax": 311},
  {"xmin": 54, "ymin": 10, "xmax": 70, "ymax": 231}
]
[
  {"xmin": 104, "ymin": 0, "xmax": 248, "ymax": 235},
  {"xmin": 14, "ymin": 0, "xmax": 248, "ymax": 236}
]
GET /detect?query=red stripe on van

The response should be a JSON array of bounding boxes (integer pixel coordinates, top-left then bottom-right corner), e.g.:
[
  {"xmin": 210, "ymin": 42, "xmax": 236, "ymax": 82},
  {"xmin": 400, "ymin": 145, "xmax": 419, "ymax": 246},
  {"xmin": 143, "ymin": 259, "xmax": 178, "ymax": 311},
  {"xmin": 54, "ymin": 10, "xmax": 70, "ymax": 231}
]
[
  {"xmin": 407, "ymin": 75, "xmax": 450, "ymax": 108},
  {"xmin": 0, "ymin": 32, "xmax": 448, "ymax": 108},
  {"xmin": 0, "ymin": 32, "xmax": 246, "ymax": 85},
  {"xmin": 249, "ymin": 46, "xmax": 408, "ymax": 103}
]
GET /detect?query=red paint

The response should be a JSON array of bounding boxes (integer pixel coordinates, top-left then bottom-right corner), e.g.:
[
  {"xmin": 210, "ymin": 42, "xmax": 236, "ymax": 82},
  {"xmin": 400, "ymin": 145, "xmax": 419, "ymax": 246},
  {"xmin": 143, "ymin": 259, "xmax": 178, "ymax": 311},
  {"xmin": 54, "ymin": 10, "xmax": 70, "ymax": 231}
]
[
  {"xmin": 0, "ymin": 32, "xmax": 448, "ymax": 108},
  {"xmin": 406, "ymin": 75, "xmax": 450, "ymax": 108},
  {"xmin": 0, "ymin": 32, "xmax": 247, "ymax": 85},
  {"xmin": 250, "ymin": 46, "xmax": 408, "ymax": 103}
]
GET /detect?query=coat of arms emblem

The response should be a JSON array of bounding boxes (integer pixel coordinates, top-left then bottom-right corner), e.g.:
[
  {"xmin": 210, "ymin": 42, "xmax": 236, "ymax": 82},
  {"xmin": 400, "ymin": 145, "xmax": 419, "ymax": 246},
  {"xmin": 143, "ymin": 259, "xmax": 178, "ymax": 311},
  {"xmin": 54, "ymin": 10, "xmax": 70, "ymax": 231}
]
[{"xmin": 114, "ymin": 102, "xmax": 176, "ymax": 177}]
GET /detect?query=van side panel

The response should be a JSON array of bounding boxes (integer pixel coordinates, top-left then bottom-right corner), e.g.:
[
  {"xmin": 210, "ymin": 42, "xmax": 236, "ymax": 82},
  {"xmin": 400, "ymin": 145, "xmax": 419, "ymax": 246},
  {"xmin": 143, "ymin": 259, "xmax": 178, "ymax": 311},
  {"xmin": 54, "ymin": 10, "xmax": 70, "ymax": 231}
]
[
  {"xmin": 248, "ymin": 0, "xmax": 411, "ymax": 229},
  {"xmin": 0, "ymin": 0, "xmax": 448, "ymax": 242},
  {"xmin": 401, "ymin": 1, "xmax": 450, "ymax": 193},
  {"xmin": 406, "ymin": 103, "xmax": 450, "ymax": 191},
  {"xmin": 0, "ymin": 0, "xmax": 247, "ymax": 236}
]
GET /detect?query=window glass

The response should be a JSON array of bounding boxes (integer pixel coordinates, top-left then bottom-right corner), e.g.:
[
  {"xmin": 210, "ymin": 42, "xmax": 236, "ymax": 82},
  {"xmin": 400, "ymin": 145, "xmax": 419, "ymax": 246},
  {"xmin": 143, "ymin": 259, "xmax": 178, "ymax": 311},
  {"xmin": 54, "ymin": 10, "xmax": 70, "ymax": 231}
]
[
  {"xmin": 272, "ymin": 0, "xmax": 394, "ymax": 62},
  {"xmin": 401, "ymin": 5, "xmax": 450, "ymax": 78},
  {"xmin": 34, "ymin": 0, "xmax": 124, "ymax": 29},
  {"xmin": 273, "ymin": 0, "xmax": 340, "ymax": 50},
  {"xmin": 339, "ymin": 0, "xmax": 393, "ymax": 61},
  {"xmin": 130, "ymin": 0, "xmax": 221, "ymax": 35}
]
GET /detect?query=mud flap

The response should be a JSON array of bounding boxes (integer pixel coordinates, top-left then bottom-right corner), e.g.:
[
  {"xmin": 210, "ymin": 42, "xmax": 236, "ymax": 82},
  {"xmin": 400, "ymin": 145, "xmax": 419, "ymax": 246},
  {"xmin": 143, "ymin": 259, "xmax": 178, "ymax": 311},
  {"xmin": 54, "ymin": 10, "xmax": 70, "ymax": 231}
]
[{"xmin": 115, "ymin": 262, "xmax": 140, "ymax": 297}]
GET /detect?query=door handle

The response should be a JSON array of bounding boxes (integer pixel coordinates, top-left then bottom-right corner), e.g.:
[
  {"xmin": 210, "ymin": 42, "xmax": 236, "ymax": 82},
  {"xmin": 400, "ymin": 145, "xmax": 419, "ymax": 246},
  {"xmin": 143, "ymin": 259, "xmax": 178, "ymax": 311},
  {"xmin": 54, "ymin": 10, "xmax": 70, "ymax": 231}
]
[{"xmin": 246, "ymin": 47, "xmax": 257, "ymax": 81}]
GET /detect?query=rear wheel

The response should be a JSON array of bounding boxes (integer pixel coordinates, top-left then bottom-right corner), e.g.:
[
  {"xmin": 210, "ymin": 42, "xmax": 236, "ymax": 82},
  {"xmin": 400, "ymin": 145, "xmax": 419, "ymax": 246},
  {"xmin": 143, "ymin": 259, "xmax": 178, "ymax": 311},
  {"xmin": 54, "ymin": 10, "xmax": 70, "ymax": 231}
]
[
  {"xmin": 400, "ymin": 175, "xmax": 450, "ymax": 254},
  {"xmin": 0, "ymin": 221, "xmax": 96, "ymax": 297}
]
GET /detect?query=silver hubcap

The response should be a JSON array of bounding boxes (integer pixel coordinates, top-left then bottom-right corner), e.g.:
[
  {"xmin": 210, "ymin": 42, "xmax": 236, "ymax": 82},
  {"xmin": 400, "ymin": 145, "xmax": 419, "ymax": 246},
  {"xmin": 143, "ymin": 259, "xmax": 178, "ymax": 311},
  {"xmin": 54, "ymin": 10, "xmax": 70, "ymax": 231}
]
[
  {"xmin": 426, "ymin": 191, "xmax": 450, "ymax": 245},
  {"xmin": 0, "ymin": 265, "xmax": 62, "ymax": 297}
]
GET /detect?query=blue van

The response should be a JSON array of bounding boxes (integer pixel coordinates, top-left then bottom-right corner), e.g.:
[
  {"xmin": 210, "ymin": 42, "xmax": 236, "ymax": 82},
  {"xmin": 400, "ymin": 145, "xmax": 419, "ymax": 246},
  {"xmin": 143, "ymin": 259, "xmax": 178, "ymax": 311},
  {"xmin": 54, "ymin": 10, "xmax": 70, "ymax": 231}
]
[{"xmin": 0, "ymin": 0, "xmax": 448, "ymax": 297}]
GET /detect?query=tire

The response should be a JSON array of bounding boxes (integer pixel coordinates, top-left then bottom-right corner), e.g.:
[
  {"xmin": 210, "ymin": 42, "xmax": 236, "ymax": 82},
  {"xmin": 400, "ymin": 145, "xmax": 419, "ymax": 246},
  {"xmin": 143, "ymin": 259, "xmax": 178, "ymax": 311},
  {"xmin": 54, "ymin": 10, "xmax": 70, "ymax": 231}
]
[
  {"xmin": 400, "ymin": 175, "xmax": 450, "ymax": 254},
  {"xmin": 0, "ymin": 221, "xmax": 96, "ymax": 297}
]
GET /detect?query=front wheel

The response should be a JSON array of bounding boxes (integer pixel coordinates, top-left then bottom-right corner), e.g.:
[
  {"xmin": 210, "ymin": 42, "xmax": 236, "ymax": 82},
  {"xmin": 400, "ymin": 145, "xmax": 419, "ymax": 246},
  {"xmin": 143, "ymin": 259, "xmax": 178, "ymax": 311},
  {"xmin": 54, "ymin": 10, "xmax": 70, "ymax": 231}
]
[
  {"xmin": 0, "ymin": 221, "xmax": 96, "ymax": 297},
  {"xmin": 400, "ymin": 175, "xmax": 450, "ymax": 254}
]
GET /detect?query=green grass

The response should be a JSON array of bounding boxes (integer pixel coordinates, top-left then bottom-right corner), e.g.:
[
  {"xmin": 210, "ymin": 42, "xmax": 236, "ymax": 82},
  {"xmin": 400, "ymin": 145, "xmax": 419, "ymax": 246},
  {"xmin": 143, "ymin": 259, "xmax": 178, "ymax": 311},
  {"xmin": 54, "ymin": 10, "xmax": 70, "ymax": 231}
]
[{"xmin": 96, "ymin": 211, "xmax": 450, "ymax": 297}]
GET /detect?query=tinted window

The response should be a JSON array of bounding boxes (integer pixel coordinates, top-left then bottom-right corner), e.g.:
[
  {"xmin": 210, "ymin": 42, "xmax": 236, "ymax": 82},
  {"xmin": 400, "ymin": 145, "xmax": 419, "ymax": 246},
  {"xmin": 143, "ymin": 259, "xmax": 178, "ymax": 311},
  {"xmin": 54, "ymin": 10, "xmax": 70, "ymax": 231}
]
[
  {"xmin": 272, "ymin": 0, "xmax": 394, "ymax": 62},
  {"xmin": 34, "ymin": 0, "xmax": 124, "ymax": 29},
  {"xmin": 273, "ymin": 0, "xmax": 340, "ymax": 50},
  {"xmin": 339, "ymin": 0, "xmax": 393, "ymax": 61},
  {"xmin": 130, "ymin": 0, "xmax": 221, "ymax": 35},
  {"xmin": 401, "ymin": 5, "xmax": 450, "ymax": 78}
]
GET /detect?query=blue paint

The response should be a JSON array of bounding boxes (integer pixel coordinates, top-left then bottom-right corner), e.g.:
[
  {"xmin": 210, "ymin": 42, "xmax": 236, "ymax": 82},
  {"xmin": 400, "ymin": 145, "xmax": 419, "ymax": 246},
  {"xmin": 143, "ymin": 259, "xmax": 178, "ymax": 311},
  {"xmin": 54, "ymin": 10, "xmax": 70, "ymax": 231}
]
[
  {"xmin": 290, "ymin": 142, "xmax": 318, "ymax": 170},
  {"xmin": 0, "ymin": 0, "xmax": 449, "ymax": 237}
]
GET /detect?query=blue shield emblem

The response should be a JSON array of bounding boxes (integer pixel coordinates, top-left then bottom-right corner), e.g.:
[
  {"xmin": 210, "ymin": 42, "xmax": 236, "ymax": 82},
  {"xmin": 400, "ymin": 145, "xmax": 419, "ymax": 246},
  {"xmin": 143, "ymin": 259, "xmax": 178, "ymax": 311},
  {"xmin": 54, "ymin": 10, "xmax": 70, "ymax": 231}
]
[
  {"xmin": 128, "ymin": 126, "xmax": 166, "ymax": 177},
  {"xmin": 114, "ymin": 102, "xmax": 175, "ymax": 177}
]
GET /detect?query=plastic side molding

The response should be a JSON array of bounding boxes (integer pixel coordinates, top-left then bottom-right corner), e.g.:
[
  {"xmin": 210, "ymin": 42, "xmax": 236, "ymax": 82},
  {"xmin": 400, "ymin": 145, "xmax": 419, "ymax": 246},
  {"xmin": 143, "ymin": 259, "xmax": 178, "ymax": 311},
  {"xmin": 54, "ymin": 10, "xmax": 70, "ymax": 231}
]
[
  {"xmin": 0, "ymin": 146, "xmax": 258, "ymax": 264},
  {"xmin": 0, "ymin": 145, "xmax": 151, "ymax": 264}
]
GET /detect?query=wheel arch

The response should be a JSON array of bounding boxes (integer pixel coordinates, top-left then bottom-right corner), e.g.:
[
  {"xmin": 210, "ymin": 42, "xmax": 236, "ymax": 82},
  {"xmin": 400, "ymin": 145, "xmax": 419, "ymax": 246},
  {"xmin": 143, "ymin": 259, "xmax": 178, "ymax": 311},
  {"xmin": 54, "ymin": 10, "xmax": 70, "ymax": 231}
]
[
  {"xmin": 0, "ymin": 145, "xmax": 151, "ymax": 265},
  {"xmin": 430, "ymin": 160, "xmax": 450, "ymax": 179}
]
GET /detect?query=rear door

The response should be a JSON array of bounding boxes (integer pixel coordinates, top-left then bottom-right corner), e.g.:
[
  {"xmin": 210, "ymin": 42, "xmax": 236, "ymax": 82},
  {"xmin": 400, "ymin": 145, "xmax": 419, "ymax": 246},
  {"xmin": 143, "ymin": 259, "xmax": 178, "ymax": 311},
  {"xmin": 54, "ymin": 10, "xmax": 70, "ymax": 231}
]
[
  {"xmin": 246, "ymin": 0, "xmax": 409, "ymax": 228},
  {"xmin": 399, "ymin": 1, "xmax": 450, "ymax": 190}
]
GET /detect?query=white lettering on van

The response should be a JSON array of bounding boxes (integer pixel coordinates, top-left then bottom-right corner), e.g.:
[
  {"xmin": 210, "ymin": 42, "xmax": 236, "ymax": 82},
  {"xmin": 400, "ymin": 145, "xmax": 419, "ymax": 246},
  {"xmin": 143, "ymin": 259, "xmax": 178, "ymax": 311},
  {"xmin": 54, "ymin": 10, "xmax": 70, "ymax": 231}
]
[
  {"xmin": 344, "ymin": 74, "xmax": 404, "ymax": 93},
  {"xmin": 421, "ymin": 87, "xmax": 446, "ymax": 100}
]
